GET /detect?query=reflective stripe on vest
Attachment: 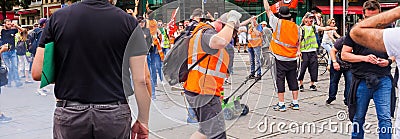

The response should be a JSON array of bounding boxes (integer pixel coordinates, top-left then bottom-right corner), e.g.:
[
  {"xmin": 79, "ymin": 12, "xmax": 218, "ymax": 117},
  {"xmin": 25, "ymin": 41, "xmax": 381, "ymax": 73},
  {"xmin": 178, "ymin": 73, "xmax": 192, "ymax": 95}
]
[
  {"xmin": 273, "ymin": 20, "xmax": 297, "ymax": 48},
  {"xmin": 300, "ymin": 26, "xmax": 318, "ymax": 51},
  {"xmin": 189, "ymin": 29, "xmax": 227, "ymax": 79}
]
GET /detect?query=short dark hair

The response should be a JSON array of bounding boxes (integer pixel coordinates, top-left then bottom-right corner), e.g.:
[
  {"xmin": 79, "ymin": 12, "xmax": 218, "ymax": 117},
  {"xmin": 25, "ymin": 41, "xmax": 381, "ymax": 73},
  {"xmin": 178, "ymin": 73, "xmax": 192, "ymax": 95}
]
[
  {"xmin": 363, "ymin": 0, "xmax": 381, "ymax": 13},
  {"xmin": 4, "ymin": 19, "xmax": 11, "ymax": 23}
]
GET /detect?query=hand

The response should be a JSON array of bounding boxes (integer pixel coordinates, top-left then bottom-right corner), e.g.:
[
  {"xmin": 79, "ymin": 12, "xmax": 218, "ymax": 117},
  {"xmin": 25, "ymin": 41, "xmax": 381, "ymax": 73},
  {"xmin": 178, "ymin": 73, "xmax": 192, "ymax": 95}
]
[
  {"xmin": 135, "ymin": 0, "xmax": 139, "ymax": 5},
  {"xmin": 132, "ymin": 120, "xmax": 149, "ymax": 139},
  {"xmin": 0, "ymin": 45, "xmax": 9, "ymax": 52},
  {"xmin": 126, "ymin": 9, "xmax": 134, "ymax": 14},
  {"xmin": 333, "ymin": 62, "xmax": 340, "ymax": 71},
  {"xmin": 364, "ymin": 54, "xmax": 379, "ymax": 64},
  {"xmin": 377, "ymin": 58, "xmax": 389, "ymax": 67},
  {"xmin": 298, "ymin": 52, "xmax": 302, "ymax": 57}
]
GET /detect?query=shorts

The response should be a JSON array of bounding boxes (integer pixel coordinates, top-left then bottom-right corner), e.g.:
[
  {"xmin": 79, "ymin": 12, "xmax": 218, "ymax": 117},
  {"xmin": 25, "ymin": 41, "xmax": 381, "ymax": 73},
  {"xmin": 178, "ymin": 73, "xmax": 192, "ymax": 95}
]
[
  {"xmin": 184, "ymin": 91, "xmax": 227, "ymax": 139},
  {"xmin": 239, "ymin": 36, "xmax": 247, "ymax": 44},
  {"xmin": 275, "ymin": 59, "xmax": 299, "ymax": 93}
]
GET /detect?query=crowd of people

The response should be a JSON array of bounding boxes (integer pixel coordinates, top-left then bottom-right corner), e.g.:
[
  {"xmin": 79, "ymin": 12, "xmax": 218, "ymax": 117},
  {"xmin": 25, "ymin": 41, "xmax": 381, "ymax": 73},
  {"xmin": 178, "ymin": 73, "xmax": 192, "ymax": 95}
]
[{"xmin": 1, "ymin": 0, "xmax": 400, "ymax": 138}]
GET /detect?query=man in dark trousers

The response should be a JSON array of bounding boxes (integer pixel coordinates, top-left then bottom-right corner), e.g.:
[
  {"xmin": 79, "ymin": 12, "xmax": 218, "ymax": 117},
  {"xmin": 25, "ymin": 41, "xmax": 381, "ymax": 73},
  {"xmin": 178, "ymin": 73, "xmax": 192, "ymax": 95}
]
[{"xmin": 31, "ymin": 0, "xmax": 151, "ymax": 138}]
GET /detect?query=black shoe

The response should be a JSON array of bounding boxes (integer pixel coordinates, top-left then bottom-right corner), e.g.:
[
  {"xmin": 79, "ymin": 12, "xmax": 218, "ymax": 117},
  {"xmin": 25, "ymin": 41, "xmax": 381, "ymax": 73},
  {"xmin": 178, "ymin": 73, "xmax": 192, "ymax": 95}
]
[
  {"xmin": 244, "ymin": 50, "xmax": 248, "ymax": 53},
  {"xmin": 310, "ymin": 85, "xmax": 317, "ymax": 91},
  {"xmin": 299, "ymin": 85, "xmax": 304, "ymax": 92},
  {"xmin": 326, "ymin": 98, "xmax": 336, "ymax": 105},
  {"xmin": 248, "ymin": 75, "xmax": 256, "ymax": 79},
  {"xmin": 238, "ymin": 50, "xmax": 240, "ymax": 53},
  {"xmin": 256, "ymin": 75, "xmax": 262, "ymax": 80}
]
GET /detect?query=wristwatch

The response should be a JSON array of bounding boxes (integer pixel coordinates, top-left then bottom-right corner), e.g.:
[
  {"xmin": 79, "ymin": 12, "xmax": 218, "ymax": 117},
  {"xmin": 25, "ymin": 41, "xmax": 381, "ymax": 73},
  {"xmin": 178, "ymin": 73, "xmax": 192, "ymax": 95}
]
[{"xmin": 332, "ymin": 60, "xmax": 337, "ymax": 63}]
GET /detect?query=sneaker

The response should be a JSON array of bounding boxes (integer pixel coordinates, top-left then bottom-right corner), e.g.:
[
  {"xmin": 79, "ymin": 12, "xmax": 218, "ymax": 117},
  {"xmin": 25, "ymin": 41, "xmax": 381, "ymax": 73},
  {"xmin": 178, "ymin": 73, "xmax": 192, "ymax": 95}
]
[
  {"xmin": 248, "ymin": 75, "xmax": 256, "ymax": 79},
  {"xmin": 256, "ymin": 75, "xmax": 262, "ymax": 80},
  {"xmin": 310, "ymin": 85, "xmax": 317, "ymax": 91},
  {"xmin": 299, "ymin": 85, "xmax": 304, "ymax": 92},
  {"xmin": 273, "ymin": 104, "xmax": 286, "ymax": 112},
  {"xmin": 289, "ymin": 103, "xmax": 300, "ymax": 110},
  {"xmin": 326, "ymin": 98, "xmax": 336, "ymax": 105},
  {"xmin": 36, "ymin": 89, "xmax": 47, "ymax": 96},
  {"xmin": 224, "ymin": 79, "xmax": 231, "ymax": 85},
  {"xmin": 16, "ymin": 82, "xmax": 23, "ymax": 87},
  {"xmin": 0, "ymin": 114, "xmax": 12, "ymax": 122}
]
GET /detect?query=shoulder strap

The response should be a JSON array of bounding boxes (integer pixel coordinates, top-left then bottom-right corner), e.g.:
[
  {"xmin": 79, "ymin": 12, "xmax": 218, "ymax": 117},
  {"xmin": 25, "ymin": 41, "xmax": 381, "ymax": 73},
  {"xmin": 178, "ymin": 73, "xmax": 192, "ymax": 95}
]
[{"xmin": 187, "ymin": 28, "xmax": 212, "ymax": 71}]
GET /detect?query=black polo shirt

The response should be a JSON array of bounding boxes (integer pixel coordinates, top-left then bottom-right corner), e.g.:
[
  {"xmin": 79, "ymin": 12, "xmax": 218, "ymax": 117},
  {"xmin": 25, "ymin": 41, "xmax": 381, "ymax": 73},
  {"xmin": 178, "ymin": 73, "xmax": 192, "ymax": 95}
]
[
  {"xmin": 39, "ymin": 0, "xmax": 148, "ymax": 103},
  {"xmin": 1, "ymin": 29, "xmax": 18, "ymax": 51}
]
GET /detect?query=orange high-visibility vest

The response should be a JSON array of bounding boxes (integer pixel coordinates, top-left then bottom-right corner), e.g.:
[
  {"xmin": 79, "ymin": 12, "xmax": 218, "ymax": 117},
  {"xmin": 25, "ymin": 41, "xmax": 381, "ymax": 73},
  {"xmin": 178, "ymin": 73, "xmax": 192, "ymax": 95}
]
[
  {"xmin": 153, "ymin": 36, "xmax": 164, "ymax": 61},
  {"xmin": 183, "ymin": 22, "xmax": 230, "ymax": 96},
  {"xmin": 248, "ymin": 28, "xmax": 262, "ymax": 48},
  {"xmin": 269, "ymin": 19, "xmax": 300, "ymax": 58}
]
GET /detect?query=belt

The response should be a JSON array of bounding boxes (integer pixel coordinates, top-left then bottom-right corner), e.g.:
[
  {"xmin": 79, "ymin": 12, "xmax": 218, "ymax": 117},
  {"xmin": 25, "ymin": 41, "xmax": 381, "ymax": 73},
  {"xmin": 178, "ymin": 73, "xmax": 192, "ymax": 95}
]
[{"xmin": 56, "ymin": 100, "xmax": 128, "ymax": 107}]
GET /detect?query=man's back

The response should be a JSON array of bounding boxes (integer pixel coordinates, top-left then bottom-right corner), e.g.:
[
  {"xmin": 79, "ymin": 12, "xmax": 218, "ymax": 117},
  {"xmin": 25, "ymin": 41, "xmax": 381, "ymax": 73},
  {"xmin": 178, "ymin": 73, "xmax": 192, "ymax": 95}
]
[{"xmin": 39, "ymin": 0, "xmax": 147, "ymax": 103}]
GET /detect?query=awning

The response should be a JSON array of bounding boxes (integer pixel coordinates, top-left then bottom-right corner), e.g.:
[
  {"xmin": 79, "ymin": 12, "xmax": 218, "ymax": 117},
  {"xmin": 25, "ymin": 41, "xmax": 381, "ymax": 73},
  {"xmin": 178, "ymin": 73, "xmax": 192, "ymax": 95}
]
[
  {"xmin": 17, "ymin": 9, "xmax": 39, "ymax": 15},
  {"xmin": 316, "ymin": 6, "xmax": 363, "ymax": 15},
  {"xmin": 0, "ymin": 11, "xmax": 19, "ymax": 20},
  {"xmin": 380, "ymin": 3, "xmax": 398, "ymax": 8}
]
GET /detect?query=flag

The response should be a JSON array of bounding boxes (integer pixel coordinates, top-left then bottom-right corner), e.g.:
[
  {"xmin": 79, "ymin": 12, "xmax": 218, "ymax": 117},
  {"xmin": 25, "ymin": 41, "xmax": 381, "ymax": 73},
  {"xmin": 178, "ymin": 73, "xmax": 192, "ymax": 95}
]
[
  {"xmin": 270, "ymin": 0, "xmax": 299, "ymax": 13},
  {"xmin": 168, "ymin": 7, "xmax": 179, "ymax": 36}
]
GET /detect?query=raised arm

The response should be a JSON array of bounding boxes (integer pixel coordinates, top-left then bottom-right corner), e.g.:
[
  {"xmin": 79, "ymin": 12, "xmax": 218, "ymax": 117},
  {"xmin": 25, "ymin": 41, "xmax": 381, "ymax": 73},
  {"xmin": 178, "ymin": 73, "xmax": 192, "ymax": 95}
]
[
  {"xmin": 263, "ymin": 0, "xmax": 273, "ymax": 19},
  {"xmin": 350, "ymin": 7, "xmax": 400, "ymax": 52}
]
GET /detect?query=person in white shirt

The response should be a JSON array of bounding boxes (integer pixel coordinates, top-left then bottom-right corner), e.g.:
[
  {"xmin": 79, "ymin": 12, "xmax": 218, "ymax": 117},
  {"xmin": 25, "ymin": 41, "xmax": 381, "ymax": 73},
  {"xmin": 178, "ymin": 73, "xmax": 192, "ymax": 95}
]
[{"xmin": 349, "ymin": 6, "xmax": 400, "ymax": 138}]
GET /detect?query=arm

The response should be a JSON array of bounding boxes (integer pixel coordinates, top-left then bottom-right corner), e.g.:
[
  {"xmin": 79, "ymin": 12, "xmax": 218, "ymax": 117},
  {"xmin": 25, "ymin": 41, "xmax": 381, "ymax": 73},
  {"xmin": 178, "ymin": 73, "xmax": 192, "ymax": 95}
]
[
  {"xmin": 350, "ymin": 7, "xmax": 400, "ymax": 52},
  {"xmin": 129, "ymin": 55, "xmax": 151, "ymax": 124},
  {"xmin": 317, "ymin": 26, "xmax": 337, "ymax": 32},
  {"xmin": 263, "ymin": 0, "xmax": 273, "ymax": 19},
  {"xmin": 239, "ymin": 17, "xmax": 255, "ymax": 27},
  {"xmin": 32, "ymin": 47, "xmax": 44, "ymax": 81},
  {"xmin": 13, "ymin": 23, "xmax": 24, "ymax": 32},
  {"xmin": 330, "ymin": 47, "xmax": 340, "ymax": 70},
  {"xmin": 209, "ymin": 22, "xmax": 235, "ymax": 49},
  {"xmin": 341, "ymin": 45, "xmax": 378, "ymax": 64},
  {"xmin": 333, "ymin": 31, "xmax": 341, "ymax": 38}
]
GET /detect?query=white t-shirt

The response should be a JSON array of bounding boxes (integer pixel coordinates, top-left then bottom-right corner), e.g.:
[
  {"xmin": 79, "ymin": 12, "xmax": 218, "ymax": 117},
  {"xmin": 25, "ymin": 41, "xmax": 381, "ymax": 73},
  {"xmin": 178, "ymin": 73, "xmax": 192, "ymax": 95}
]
[{"xmin": 383, "ymin": 28, "xmax": 400, "ymax": 139}]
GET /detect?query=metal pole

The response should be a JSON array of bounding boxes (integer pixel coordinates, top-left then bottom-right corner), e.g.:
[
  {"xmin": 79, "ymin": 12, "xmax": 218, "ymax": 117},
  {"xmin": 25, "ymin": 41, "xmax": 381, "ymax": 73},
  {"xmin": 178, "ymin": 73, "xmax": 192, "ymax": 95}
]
[
  {"xmin": 202, "ymin": 0, "xmax": 205, "ymax": 14},
  {"xmin": 330, "ymin": 0, "xmax": 334, "ymax": 19},
  {"xmin": 343, "ymin": 0, "xmax": 346, "ymax": 35}
]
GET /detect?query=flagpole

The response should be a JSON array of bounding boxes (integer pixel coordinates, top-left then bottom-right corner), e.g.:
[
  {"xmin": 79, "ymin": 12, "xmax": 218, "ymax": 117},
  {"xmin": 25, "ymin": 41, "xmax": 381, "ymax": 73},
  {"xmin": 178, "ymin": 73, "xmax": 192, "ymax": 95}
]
[{"xmin": 202, "ymin": 0, "xmax": 205, "ymax": 15}]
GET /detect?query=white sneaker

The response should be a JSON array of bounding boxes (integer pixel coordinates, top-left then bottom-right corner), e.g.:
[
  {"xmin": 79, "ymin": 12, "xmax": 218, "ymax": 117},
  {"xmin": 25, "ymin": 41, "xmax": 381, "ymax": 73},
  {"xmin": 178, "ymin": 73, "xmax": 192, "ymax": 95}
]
[{"xmin": 36, "ymin": 89, "xmax": 47, "ymax": 96}]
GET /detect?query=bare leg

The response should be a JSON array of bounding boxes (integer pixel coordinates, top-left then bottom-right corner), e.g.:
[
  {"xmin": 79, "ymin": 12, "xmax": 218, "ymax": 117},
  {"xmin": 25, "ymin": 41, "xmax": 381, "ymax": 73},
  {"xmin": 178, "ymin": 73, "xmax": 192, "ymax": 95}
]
[
  {"xmin": 190, "ymin": 131, "xmax": 207, "ymax": 139},
  {"xmin": 292, "ymin": 91, "xmax": 298, "ymax": 100},
  {"xmin": 278, "ymin": 92, "xmax": 284, "ymax": 102}
]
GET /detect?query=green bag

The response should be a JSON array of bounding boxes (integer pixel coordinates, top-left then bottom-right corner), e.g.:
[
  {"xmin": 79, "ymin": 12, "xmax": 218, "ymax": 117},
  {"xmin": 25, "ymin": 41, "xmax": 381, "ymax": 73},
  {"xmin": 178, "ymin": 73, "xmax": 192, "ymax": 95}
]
[{"xmin": 40, "ymin": 42, "xmax": 55, "ymax": 88}]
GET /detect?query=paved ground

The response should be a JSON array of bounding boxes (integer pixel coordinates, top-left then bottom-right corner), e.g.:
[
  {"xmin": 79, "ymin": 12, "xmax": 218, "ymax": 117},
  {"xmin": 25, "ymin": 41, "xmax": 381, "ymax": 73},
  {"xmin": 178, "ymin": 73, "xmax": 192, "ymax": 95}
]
[{"xmin": 0, "ymin": 52, "xmax": 395, "ymax": 139}]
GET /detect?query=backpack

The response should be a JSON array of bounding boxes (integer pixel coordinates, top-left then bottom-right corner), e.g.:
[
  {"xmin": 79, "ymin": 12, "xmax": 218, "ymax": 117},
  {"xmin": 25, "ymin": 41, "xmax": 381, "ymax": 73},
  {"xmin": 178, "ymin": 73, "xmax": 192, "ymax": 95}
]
[
  {"xmin": 28, "ymin": 28, "xmax": 43, "ymax": 55},
  {"xmin": 162, "ymin": 23, "xmax": 211, "ymax": 86},
  {"xmin": 0, "ymin": 59, "xmax": 8, "ymax": 87},
  {"xmin": 16, "ymin": 41, "xmax": 27, "ymax": 56}
]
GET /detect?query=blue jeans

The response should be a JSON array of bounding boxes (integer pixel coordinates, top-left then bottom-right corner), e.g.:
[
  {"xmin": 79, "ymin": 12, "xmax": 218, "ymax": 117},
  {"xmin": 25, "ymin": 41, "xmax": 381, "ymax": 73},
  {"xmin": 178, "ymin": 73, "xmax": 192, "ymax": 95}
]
[
  {"xmin": 248, "ymin": 46, "xmax": 261, "ymax": 76},
  {"xmin": 2, "ymin": 50, "xmax": 21, "ymax": 85},
  {"xmin": 328, "ymin": 64, "xmax": 352, "ymax": 104},
  {"xmin": 162, "ymin": 48, "xmax": 169, "ymax": 56},
  {"xmin": 147, "ymin": 54, "xmax": 156, "ymax": 99},
  {"xmin": 321, "ymin": 42, "xmax": 332, "ymax": 64},
  {"xmin": 352, "ymin": 76, "xmax": 392, "ymax": 139},
  {"xmin": 149, "ymin": 50, "xmax": 163, "ymax": 84}
]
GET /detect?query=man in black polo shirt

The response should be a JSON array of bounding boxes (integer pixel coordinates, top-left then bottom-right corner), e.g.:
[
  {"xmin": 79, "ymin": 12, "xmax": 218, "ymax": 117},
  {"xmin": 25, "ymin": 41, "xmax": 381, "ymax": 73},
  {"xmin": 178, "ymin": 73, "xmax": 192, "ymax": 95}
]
[
  {"xmin": 1, "ymin": 19, "xmax": 24, "ymax": 87},
  {"xmin": 31, "ymin": 0, "xmax": 151, "ymax": 138}
]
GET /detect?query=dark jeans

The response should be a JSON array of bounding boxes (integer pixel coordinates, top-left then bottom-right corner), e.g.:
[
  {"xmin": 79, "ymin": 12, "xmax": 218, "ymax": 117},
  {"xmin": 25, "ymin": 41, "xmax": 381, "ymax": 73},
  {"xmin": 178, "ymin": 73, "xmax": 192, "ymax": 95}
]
[
  {"xmin": 328, "ymin": 63, "xmax": 352, "ymax": 103},
  {"xmin": 53, "ymin": 104, "xmax": 132, "ymax": 139},
  {"xmin": 298, "ymin": 51, "xmax": 318, "ymax": 82}
]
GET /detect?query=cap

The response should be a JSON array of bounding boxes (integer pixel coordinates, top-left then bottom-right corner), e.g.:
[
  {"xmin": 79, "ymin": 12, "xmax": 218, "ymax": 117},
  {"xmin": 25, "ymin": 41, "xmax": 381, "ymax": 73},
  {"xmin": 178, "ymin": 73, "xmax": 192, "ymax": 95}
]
[
  {"xmin": 217, "ymin": 12, "xmax": 239, "ymax": 30},
  {"xmin": 279, "ymin": 6, "xmax": 291, "ymax": 18},
  {"xmin": 260, "ymin": 21, "xmax": 268, "ymax": 25},
  {"xmin": 39, "ymin": 18, "xmax": 47, "ymax": 26},
  {"xmin": 305, "ymin": 12, "xmax": 315, "ymax": 18}
]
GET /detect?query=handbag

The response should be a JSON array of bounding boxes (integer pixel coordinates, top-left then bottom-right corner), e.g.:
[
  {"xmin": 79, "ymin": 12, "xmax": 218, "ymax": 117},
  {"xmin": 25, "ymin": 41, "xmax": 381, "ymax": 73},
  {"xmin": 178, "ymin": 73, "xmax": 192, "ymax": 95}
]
[{"xmin": 0, "ymin": 59, "xmax": 8, "ymax": 87}]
